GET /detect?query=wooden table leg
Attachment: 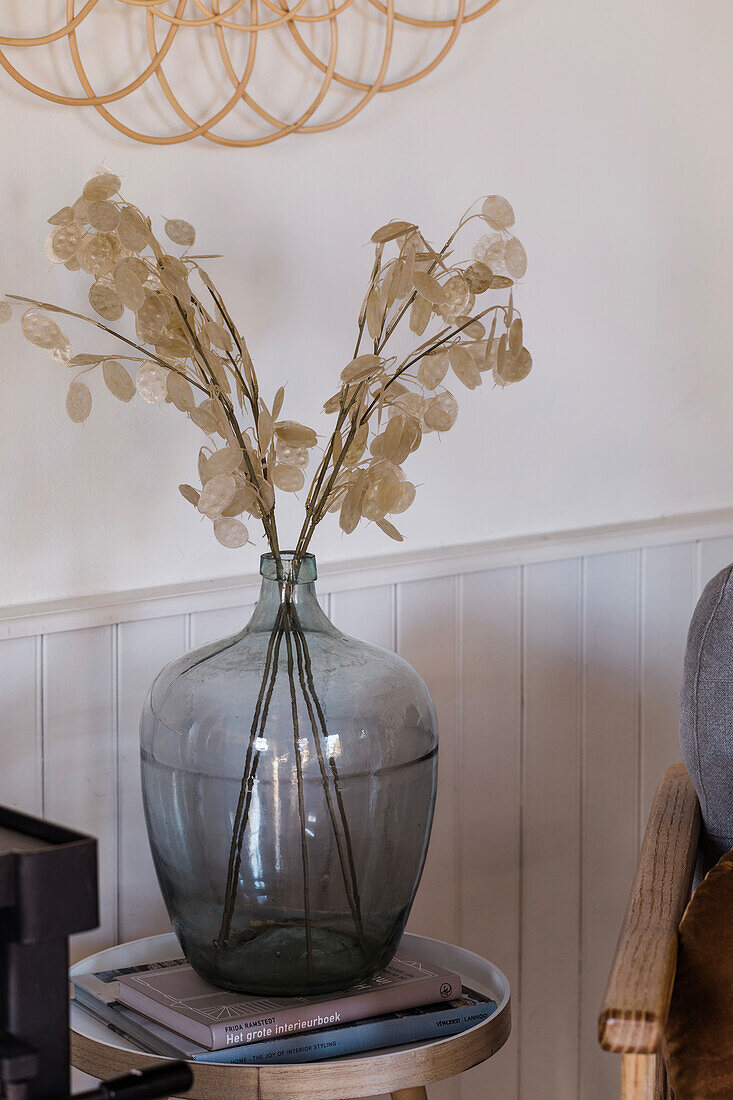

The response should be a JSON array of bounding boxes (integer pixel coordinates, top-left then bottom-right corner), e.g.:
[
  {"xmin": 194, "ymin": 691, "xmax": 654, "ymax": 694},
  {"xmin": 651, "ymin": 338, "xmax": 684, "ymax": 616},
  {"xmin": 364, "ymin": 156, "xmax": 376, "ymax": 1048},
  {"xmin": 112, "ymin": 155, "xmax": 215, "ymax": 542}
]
[
  {"xmin": 621, "ymin": 1054, "xmax": 659, "ymax": 1100},
  {"xmin": 390, "ymin": 1090, "xmax": 428, "ymax": 1100}
]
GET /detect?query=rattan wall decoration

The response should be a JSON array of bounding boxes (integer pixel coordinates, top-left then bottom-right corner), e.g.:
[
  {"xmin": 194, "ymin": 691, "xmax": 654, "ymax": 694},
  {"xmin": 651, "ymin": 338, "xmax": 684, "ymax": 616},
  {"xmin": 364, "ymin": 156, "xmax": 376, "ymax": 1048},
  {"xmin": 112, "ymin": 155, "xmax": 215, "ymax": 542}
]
[{"xmin": 0, "ymin": 2, "xmax": 500, "ymax": 147}]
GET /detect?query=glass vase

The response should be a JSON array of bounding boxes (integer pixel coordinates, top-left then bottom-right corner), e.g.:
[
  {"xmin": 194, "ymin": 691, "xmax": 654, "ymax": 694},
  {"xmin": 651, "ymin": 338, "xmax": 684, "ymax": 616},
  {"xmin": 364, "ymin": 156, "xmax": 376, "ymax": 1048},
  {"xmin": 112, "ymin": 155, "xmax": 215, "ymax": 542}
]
[{"xmin": 140, "ymin": 552, "xmax": 438, "ymax": 995}]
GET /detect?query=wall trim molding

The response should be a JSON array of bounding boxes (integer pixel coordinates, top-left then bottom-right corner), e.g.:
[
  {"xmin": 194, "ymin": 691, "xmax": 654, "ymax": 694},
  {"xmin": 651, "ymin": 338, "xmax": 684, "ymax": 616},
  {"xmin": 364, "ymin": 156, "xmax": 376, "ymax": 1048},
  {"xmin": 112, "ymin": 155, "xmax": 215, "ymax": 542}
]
[{"xmin": 3, "ymin": 507, "xmax": 733, "ymax": 640}]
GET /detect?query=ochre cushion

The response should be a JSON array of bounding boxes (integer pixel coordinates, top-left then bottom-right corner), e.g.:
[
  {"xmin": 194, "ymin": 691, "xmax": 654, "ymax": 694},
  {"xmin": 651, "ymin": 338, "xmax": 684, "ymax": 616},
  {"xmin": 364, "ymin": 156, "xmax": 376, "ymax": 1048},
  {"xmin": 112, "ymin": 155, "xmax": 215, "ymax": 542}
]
[{"xmin": 665, "ymin": 847, "xmax": 733, "ymax": 1098}]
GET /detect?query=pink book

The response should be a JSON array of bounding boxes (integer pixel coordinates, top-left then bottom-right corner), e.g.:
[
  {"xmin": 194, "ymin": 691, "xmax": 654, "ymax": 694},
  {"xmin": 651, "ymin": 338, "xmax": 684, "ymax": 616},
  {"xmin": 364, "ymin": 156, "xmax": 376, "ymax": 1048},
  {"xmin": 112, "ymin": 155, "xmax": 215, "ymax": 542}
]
[{"xmin": 113, "ymin": 955, "xmax": 461, "ymax": 1051}]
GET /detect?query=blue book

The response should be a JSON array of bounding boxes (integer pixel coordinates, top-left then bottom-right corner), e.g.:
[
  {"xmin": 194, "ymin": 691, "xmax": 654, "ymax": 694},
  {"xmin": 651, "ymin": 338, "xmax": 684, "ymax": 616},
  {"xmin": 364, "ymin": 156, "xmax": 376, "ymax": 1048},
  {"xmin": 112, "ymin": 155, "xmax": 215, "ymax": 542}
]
[
  {"xmin": 72, "ymin": 979, "xmax": 496, "ymax": 1064},
  {"xmin": 194, "ymin": 989, "xmax": 497, "ymax": 1064}
]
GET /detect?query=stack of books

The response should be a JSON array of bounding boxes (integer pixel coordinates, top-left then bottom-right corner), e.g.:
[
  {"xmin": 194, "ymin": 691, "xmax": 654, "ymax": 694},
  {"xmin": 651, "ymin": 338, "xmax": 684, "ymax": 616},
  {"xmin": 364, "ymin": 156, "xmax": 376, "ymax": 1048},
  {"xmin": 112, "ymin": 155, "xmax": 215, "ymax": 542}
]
[{"xmin": 71, "ymin": 952, "xmax": 497, "ymax": 1065}]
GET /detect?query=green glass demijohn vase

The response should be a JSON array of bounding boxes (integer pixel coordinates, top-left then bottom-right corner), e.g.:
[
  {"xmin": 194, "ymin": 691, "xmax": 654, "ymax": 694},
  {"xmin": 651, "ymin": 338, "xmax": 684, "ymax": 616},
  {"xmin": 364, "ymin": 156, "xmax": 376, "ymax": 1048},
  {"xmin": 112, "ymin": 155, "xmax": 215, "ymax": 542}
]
[{"xmin": 140, "ymin": 552, "xmax": 438, "ymax": 995}]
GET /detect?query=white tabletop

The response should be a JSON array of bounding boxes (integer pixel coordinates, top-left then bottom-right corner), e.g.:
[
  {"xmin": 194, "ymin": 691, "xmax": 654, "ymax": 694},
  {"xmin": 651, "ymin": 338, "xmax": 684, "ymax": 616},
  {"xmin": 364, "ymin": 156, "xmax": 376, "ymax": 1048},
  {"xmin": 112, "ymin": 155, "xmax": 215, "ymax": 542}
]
[
  {"xmin": 71, "ymin": 930, "xmax": 509, "ymax": 1063},
  {"xmin": 70, "ymin": 932, "xmax": 511, "ymax": 1098}
]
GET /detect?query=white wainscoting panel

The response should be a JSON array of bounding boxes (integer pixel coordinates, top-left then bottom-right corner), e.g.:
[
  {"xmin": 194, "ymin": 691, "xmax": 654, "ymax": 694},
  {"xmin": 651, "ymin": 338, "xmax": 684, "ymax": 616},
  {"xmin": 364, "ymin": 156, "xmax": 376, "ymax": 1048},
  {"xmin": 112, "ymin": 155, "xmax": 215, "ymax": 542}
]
[
  {"xmin": 0, "ymin": 634, "xmax": 41, "ymax": 815},
  {"xmin": 3, "ymin": 510, "xmax": 733, "ymax": 1099},
  {"xmin": 457, "ymin": 567, "xmax": 522, "ymax": 1100},
  {"xmin": 117, "ymin": 615, "xmax": 186, "ymax": 944},
  {"xmin": 580, "ymin": 551, "xmax": 640, "ymax": 1097},
  {"xmin": 44, "ymin": 626, "xmax": 117, "ymax": 957},
  {"xmin": 521, "ymin": 558, "xmax": 582, "ymax": 1100}
]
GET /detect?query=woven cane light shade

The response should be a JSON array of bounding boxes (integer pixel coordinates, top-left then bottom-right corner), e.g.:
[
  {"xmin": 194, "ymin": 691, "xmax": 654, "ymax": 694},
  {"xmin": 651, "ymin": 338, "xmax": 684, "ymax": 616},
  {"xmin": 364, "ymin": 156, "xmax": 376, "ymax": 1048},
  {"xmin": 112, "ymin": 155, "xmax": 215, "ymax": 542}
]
[{"xmin": 0, "ymin": 2, "xmax": 500, "ymax": 147}]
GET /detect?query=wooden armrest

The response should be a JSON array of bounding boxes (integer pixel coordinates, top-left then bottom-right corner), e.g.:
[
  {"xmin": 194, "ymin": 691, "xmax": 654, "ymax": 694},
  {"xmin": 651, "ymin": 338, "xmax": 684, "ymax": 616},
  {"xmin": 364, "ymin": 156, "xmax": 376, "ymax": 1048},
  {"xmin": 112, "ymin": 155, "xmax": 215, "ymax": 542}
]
[{"xmin": 598, "ymin": 762, "xmax": 701, "ymax": 1054}]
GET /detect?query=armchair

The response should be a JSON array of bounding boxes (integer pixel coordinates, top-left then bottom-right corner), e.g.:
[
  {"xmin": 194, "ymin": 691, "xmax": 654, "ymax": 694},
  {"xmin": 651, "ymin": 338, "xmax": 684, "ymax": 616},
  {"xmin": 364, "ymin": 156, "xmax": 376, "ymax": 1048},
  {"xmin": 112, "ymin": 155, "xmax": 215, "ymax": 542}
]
[{"xmin": 598, "ymin": 763, "xmax": 701, "ymax": 1100}]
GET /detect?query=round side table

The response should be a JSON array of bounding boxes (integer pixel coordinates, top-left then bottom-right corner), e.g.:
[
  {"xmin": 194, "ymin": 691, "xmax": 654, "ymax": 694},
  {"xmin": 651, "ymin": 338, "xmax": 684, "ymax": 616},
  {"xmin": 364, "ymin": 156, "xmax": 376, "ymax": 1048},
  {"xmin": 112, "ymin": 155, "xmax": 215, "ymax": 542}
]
[{"xmin": 70, "ymin": 931, "xmax": 510, "ymax": 1100}]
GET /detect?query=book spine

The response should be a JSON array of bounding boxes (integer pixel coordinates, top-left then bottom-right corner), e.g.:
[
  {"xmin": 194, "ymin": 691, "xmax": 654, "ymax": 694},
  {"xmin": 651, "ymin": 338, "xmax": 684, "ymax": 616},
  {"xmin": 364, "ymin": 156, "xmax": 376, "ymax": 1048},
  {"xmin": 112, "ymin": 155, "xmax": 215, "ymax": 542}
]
[
  {"xmin": 73, "ymin": 988, "xmax": 200, "ymax": 1060},
  {"xmin": 196, "ymin": 1001, "xmax": 496, "ymax": 1065},
  {"xmin": 208, "ymin": 971, "xmax": 462, "ymax": 1049}
]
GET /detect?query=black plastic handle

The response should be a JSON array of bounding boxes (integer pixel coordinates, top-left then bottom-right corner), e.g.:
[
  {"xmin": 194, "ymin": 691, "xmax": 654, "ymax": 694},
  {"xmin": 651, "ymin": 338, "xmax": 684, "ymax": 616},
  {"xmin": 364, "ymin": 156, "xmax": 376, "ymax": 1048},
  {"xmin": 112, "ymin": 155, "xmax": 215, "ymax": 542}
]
[{"xmin": 73, "ymin": 1061, "xmax": 194, "ymax": 1100}]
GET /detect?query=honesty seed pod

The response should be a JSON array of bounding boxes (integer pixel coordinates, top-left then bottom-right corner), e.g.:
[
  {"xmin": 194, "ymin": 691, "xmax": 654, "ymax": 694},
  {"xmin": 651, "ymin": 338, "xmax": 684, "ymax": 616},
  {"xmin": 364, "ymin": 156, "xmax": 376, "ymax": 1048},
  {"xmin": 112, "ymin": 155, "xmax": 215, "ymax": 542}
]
[
  {"xmin": 83, "ymin": 171, "xmax": 121, "ymax": 202},
  {"xmin": 66, "ymin": 380, "xmax": 92, "ymax": 423},
  {"xmin": 165, "ymin": 219, "xmax": 196, "ymax": 248},
  {"xmin": 213, "ymin": 516, "xmax": 248, "ymax": 548},
  {"xmin": 274, "ymin": 420, "xmax": 318, "ymax": 448},
  {"xmin": 102, "ymin": 360, "xmax": 136, "ymax": 402},
  {"xmin": 137, "ymin": 361, "xmax": 167, "ymax": 404}
]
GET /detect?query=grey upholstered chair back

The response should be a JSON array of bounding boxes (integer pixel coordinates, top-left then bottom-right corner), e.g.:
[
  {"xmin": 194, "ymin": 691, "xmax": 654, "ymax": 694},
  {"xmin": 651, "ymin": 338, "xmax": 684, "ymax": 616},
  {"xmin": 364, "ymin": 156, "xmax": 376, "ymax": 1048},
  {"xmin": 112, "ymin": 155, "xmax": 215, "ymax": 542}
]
[{"xmin": 680, "ymin": 564, "xmax": 733, "ymax": 869}]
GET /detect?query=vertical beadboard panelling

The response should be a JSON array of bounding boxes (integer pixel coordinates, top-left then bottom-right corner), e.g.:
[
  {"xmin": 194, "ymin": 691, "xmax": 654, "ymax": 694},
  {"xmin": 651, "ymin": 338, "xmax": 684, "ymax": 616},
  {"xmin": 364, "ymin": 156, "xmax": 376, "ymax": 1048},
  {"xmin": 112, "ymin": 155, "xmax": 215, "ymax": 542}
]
[
  {"xmin": 189, "ymin": 604, "xmax": 252, "ymax": 647},
  {"xmin": 0, "ymin": 635, "xmax": 41, "ymax": 814},
  {"xmin": 117, "ymin": 615, "xmax": 186, "ymax": 942},
  {"xmin": 640, "ymin": 544, "xmax": 695, "ymax": 823},
  {"xmin": 398, "ymin": 576, "xmax": 459, "ymax": 942},
  {"xmin": 580, "ymin": 551, "xmax": 640, "ymax": 1099},
  {"xmin": 327, "ymin": 585, "xmax": 395, "ymax": 1100},
  {"xmin": 521, "ymin": 559, "xmax": 582, "ymax": 1100},
  {"xmin": 398, "ymin": 576, "xmax": 460, "ymax": 1100},
  {"xmin": 458, "ymin": 567, "xmax": 521, "ymax": 1100},
  {"xmin": 329, "ymin": 583, "xmax": 395, "ymax": 648},
  {"xmin": 697, "ymin": 535, "xmax": 733, "ymax": 591},
  {"xmin": 44, "ymin": 626, "xmax": 117, "ymax": 960},
  {"xmin": 3, "ymin": 521, "xmax": 733, "ymax": 1091}
]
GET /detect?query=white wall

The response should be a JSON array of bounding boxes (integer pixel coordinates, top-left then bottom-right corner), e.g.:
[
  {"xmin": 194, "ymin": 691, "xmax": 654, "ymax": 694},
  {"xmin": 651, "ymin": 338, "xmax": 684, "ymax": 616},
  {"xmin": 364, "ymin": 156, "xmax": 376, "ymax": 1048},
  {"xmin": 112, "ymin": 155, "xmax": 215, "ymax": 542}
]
[{"xmin": 2, "ymin": 0, "xmax": 733, "ymax": 607}]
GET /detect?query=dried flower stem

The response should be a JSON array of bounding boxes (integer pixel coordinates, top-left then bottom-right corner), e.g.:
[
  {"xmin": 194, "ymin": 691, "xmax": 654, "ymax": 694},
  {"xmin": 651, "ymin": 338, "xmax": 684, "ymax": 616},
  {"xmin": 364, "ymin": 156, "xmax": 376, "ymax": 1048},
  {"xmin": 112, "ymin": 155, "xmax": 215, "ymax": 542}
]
[
  {"xmin": 289, "ymin": 604, "xmax": 365, "ymax": 946},
  {"xmin": 353, "ymin": 248, "xmax": 384, "ymax": 360},
  {"xmin": 363, "ymin": 303, "xmax": 506, "ymax": 421},
  {"xmin": 290, "ymin": 608, "xmax": 364, "ymax": 944},
  {"xmin": 218, "ymin": 603, "xmax": 285, "ymax": 947},
  {"xmin": 283, "ymin": 615, "xmax": 313, "ymax": 977},
  {"xmin": 165, "ymin": 284, "xmax": 282, "ymax": 562},
  {"xmin": 6, "ymin": 294, "xmax": 210, "ymax": 395},
  {"xmin": 376, "ymin": 229, "xmax": 453, "ymax": 351},
  {"xmin": 217, "ymin": 593, "xmax": 367, "ymax": 957}
]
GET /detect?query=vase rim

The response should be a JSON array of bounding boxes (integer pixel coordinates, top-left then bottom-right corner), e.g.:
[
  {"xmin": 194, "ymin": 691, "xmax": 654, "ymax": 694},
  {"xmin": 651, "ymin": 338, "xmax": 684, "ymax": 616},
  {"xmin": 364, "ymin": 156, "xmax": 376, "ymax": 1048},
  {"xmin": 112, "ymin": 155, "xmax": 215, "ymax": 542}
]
[{"xmin": 260, "ymin": 552, "xmax": 317, "ymax": 583}]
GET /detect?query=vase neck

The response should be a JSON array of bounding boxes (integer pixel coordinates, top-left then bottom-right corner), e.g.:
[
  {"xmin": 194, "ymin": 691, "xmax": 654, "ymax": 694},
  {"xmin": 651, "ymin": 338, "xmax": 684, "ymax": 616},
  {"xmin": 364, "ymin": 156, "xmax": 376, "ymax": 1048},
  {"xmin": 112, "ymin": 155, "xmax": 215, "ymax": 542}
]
[{"xmin": 247, "ymin": 553, "xmax": 331, "ymax": 634}]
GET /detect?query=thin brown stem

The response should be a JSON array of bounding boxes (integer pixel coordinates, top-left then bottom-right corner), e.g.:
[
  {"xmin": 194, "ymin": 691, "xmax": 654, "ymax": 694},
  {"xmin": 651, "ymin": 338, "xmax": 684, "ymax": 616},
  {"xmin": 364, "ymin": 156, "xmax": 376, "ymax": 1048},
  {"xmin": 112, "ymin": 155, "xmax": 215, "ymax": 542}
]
[
  {"xmin": 198, "ymin": 273, "xmax": 260, "ymax": 405},
  {"xmin": 294, "ymin": 402, "xmax": 365, "ymax": 559},
  {"xmin": 376, "ymin": 227, "xmax": 457, "ymax": 352},
  {"xmin": 167, "ymin": 287, "xmax": 281, "ymax": 563},
  {"xmin": 7, "ymin": 295, "xmax": 209, "ymax": 395},
  {"xmin": 327, "ymin": 752, "xmax": 360, "ymax": 946},
  {"xmin": 362, "ymin": 303, "xmax": 504, "ymax": 421},
  {"xmin": 290, "ymin": 607, "xmax": 364, "ymax": 948},
  {"xmin": 353, "ymin": 248, "xmax": 383, "ymax": 360},
  {"xmin": 187, "ymin": 286, "xmax": 263, "ymax": 463},
  {"xmin": 292, "ymin": 381, "xmax": 368, "ymax": 561},
  {"xmin": 217, "ymin": 605, "xmax": 286, "ymax": 947},
  {"xmin": 283, "ymin": 609, "xmax": 313, "ymax": 977},
  {"xmin": 295, "ymin": 305, "xmax": 502, "ymax": 557},
  {"xmin": 288, "ymin": 604, "xmax": 364, "ymax": 949}
]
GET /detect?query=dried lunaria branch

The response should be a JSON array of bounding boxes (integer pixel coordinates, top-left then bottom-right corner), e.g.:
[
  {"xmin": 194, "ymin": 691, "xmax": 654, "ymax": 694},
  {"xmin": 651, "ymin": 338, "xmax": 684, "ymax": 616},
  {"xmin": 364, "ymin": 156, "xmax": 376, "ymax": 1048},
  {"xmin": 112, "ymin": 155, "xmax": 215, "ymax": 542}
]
[{"xmin": 5, "ymin": 168, "xmax": 532, "ymax": 572}]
